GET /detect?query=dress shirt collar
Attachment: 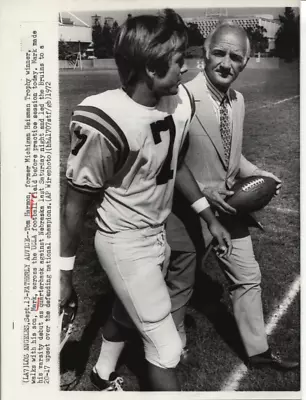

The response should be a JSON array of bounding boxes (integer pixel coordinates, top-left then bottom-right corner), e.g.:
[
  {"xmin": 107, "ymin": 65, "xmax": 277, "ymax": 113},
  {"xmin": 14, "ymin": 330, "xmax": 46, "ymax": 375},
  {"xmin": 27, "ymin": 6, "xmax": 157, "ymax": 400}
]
[{"xmin": 203, "ymin": 70, "xmax": 231, "ymax": 106}]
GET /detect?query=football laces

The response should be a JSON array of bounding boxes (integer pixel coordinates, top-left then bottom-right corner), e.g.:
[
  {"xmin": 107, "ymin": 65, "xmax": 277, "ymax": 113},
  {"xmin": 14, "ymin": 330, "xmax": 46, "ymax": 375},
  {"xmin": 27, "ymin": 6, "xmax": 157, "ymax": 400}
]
[{"xmin": 242, "ymin": 178, "xmax": 264, "ymax": 192}]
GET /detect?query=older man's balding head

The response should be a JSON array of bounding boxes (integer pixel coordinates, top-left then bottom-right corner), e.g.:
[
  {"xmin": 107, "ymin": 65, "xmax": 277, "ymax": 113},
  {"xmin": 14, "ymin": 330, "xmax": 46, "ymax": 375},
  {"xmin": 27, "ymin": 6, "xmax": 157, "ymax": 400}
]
[
  {"xmin": 204, "ymin": 22, "xmax": 251, "ymax": 63},
  {"xmin": 203, "ymin": 22, "xmax": 250, "ymax": 92}
]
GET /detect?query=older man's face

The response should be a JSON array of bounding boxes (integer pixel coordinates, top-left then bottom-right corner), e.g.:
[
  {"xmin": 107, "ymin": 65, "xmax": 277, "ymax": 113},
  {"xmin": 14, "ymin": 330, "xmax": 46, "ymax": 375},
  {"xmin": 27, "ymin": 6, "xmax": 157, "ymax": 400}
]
[{"xmin": 205, "ymin": 28, "xmax": 247, "ymax": 92}]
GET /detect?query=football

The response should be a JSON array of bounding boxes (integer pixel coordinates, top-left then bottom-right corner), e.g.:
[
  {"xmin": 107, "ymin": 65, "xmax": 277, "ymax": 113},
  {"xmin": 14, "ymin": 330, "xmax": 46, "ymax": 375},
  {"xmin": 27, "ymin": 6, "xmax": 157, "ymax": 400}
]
[{"xmin": 226, "ymin": 175, "xmax": 277, "ymax": 213}]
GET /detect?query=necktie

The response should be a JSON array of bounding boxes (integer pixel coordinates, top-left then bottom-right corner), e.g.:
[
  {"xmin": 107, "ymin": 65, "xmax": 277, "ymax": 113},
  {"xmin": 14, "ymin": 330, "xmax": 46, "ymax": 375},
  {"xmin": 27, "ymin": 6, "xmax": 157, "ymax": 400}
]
[{"xmin": 220, "ymin": 98, "xmax": 231, "ymax": 167}]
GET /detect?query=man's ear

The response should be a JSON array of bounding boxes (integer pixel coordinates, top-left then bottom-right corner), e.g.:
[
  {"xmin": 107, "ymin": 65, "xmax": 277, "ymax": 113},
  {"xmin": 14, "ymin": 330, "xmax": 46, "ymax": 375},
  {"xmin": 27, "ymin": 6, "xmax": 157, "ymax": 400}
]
[
  {"xmin": 241, "ymin": 57, "xmax": 250, "ymax": 72},
  {"xmin": 145, "ymin": 65, "xmax": 156, "ymax": 79}
]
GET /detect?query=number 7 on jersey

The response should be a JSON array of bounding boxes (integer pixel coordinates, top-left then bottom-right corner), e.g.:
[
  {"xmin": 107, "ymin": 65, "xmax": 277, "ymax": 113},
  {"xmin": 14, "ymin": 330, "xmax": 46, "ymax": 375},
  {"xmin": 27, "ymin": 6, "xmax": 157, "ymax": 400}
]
[{"xmin": 150, "ymin": 115, "xmax": 176, "ymax": 185}]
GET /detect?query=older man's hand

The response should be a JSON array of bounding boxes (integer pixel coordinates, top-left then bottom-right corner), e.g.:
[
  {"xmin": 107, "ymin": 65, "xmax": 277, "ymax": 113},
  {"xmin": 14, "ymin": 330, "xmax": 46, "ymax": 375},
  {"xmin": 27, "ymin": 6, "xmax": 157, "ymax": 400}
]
[
  {"xmin": 252, "ymin": 169, "xmax": 282, "ymax": 195},
  {"xmin": 202, "ymin": 188, "xmax": 237, "ymax": 214}
]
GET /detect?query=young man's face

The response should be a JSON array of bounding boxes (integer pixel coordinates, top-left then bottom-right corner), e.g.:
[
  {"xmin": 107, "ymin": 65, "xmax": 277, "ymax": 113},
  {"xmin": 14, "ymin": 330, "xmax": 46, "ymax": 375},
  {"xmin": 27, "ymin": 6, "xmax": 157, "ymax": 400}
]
[
  {"xmin": 151, "ymin": 52, "xmax": 187, "ymax": 97},
  {"xmin": 205, "ymin": 28, "xmax": 247, "ymax": 92}
]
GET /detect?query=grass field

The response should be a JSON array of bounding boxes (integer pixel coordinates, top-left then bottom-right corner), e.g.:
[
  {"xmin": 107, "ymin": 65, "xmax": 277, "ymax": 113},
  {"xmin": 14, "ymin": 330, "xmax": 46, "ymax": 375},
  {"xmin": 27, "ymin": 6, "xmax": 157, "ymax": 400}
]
[{"xmin": 59, "ymin": 61, "xmax": 300, "ymax": 392}]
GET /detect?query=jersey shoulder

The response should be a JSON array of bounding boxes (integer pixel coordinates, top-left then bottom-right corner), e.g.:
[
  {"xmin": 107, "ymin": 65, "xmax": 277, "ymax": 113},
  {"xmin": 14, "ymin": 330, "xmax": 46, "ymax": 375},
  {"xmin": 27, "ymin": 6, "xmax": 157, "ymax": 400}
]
[
  {"xmin": 71, "ymin": 89, "xmax": 129, "ymax": 155},
  {"xmin": 80, "ymin": 89, "xmax": 125, "ymax": 110},
  {"xmin": 67, "ymin": 90, "xmax": 130, "ymax": 192}
]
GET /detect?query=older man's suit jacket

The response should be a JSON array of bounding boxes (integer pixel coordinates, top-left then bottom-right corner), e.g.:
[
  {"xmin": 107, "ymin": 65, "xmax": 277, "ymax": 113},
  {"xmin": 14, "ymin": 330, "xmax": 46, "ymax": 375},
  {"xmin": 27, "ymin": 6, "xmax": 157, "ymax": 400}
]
[{"xmin": 167, "ymin": 72, "xmax": 257, "ymax": 252}]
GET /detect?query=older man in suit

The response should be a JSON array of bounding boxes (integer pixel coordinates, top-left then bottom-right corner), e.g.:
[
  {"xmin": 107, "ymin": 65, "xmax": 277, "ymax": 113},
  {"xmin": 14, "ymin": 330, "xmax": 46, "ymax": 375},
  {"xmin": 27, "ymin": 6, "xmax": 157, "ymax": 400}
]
[{"xmin": 166, "ymin": 22, "xmax": 299, "ymax": 370}]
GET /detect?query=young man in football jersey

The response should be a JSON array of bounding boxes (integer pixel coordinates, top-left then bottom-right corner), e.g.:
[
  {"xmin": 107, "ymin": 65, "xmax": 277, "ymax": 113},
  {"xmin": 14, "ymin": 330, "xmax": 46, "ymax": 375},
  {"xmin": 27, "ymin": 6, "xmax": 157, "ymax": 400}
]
[{"xmin": 60, "ymin": 10, "xmax": 232, "ymax": 391}]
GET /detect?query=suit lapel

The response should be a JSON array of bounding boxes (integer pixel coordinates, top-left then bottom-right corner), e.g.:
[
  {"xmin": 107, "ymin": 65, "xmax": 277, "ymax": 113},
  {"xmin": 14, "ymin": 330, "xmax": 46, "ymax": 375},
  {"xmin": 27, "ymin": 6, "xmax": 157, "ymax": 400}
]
[{"xmin": 190, "ymin": 73, "xmax": 226, "ymax": 167}]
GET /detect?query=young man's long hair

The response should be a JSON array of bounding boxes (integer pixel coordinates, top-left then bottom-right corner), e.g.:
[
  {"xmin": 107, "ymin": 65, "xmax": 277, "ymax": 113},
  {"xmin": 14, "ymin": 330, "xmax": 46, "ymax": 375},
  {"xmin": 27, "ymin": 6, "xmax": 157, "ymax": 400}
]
[{"xmin": 114, "ymin": 9, "xmax": 188, "ymax": 88}]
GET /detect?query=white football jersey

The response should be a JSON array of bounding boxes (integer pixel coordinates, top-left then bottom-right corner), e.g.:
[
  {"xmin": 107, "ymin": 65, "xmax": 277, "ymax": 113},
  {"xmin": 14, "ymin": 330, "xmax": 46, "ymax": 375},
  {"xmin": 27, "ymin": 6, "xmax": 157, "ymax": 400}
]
[{"xmin": 66, "ymin": 86, "xmax": 195, "ymax": 233}]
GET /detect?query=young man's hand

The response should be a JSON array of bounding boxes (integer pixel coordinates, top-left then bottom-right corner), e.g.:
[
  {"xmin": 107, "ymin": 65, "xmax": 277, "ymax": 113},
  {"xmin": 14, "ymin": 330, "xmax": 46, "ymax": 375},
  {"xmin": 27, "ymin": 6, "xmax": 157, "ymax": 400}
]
[
  {"xmin": 207, "ymin": 220, "xmax": 232, "ymax": 258},
  {"xmin": 202, "ymin": 188, "xmax": 237, "ymax": 214}
]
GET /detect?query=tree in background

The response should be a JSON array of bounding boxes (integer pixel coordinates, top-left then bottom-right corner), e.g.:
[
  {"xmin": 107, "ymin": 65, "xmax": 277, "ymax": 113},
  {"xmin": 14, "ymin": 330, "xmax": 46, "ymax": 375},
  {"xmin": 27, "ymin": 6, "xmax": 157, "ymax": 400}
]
[
  {"xmin": 244, "ymin": 25, "xmax": 268, "ymax": 56},
  {"xmin": 100, "ymin": 20, "xmax": 113, "ymax": 57},
  {"xmin": 186, "ymin": 22, "xmax": 204, "ymax": 47},
  {"xmin": 92, "ymin": 16, "xmax": 103, "ymax": 57},
  {"xmin": 275, "ymin": 7, "xmax": 299, "ymax": 61},
  {"xmin": 91, "ymin": 16, "xmax": 119, "ymax": 58},
  {"xmin": 58, "ymin": 39, "xmax": 74, "ymax": 60},
  {"xmin": 111, "ymin": 20, "xmax": 120, "ymax": 44}
]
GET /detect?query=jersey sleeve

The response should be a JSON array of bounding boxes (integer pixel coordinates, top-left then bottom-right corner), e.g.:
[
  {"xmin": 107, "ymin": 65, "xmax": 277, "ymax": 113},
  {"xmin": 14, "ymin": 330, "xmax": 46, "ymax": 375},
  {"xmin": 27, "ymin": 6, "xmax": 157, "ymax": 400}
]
[{"xmin": 66, "ymin": 104, "xmax": 129, "ymax": 194}]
